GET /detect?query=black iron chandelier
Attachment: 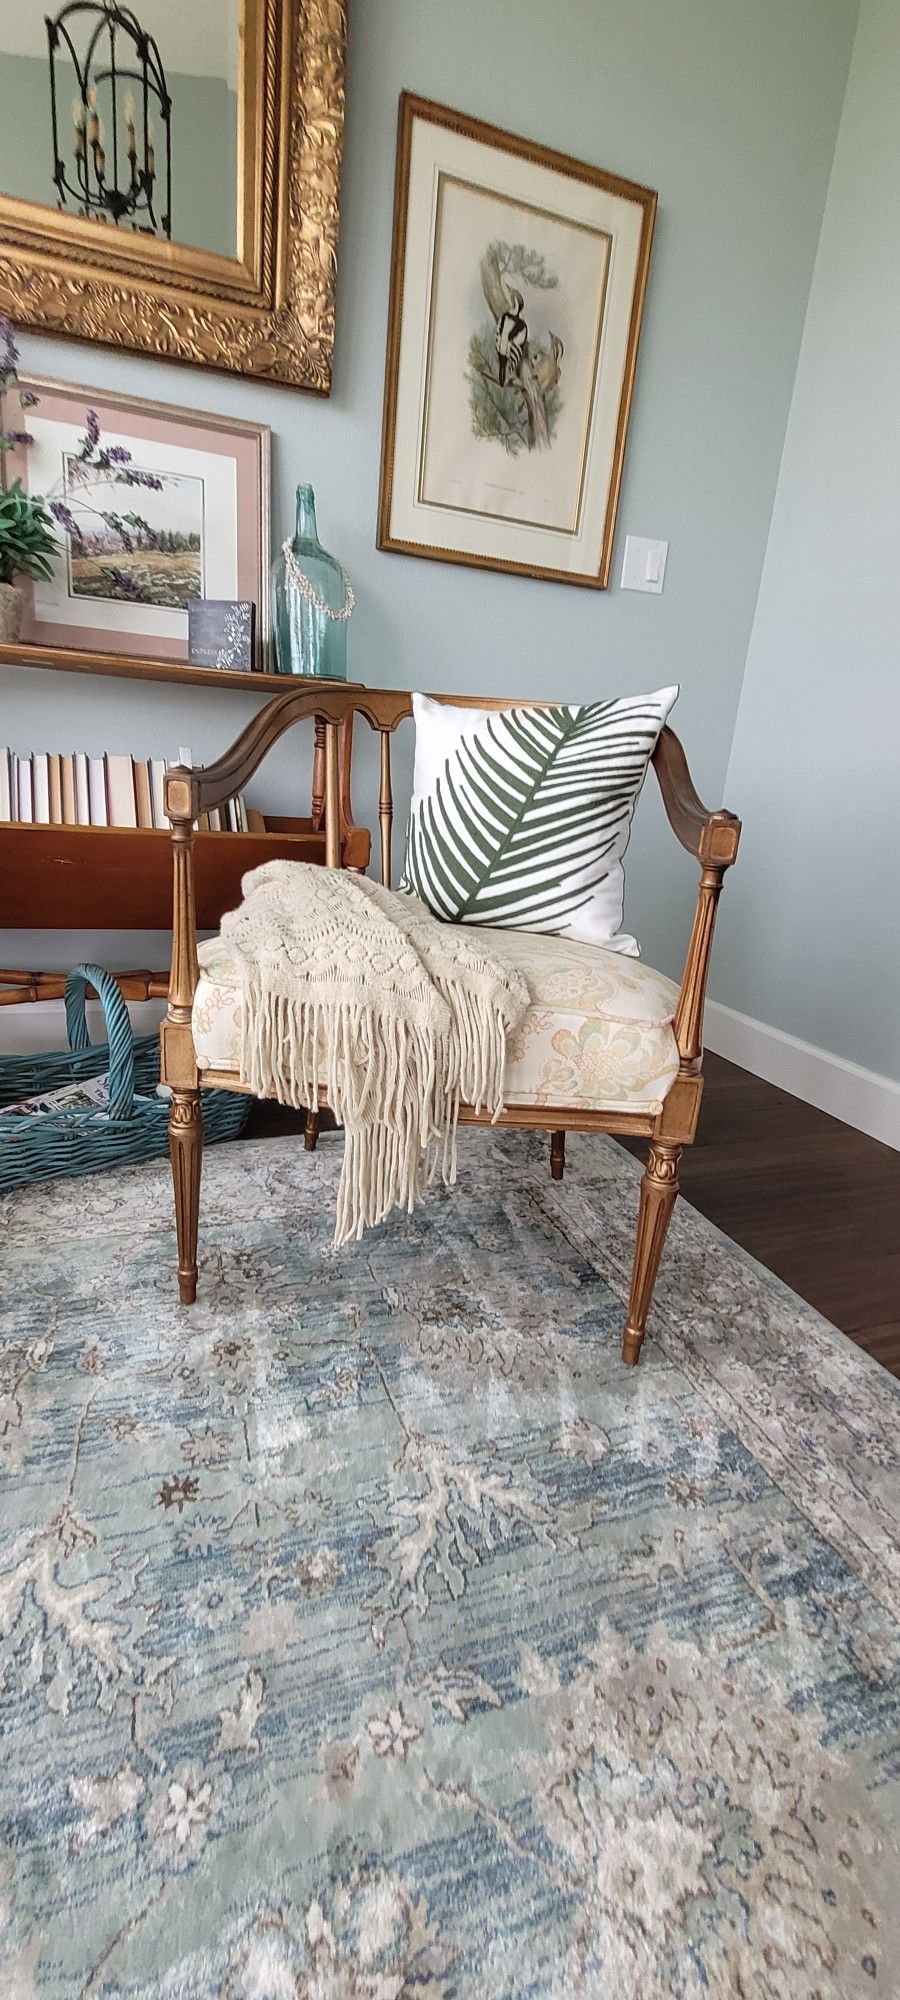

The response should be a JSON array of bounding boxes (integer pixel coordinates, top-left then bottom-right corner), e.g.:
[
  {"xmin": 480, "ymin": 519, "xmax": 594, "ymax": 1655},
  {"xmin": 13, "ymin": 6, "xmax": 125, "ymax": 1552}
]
[{"xmin": 46, "ymin": 2, "xmax": 172, "ymax": 237}]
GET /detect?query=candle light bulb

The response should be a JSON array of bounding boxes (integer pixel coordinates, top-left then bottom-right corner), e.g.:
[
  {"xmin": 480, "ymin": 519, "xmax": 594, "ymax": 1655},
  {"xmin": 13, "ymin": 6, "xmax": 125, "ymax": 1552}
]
[{"xmin": 124, "ymin": 90, "xmax": 135, "ymax": 123}]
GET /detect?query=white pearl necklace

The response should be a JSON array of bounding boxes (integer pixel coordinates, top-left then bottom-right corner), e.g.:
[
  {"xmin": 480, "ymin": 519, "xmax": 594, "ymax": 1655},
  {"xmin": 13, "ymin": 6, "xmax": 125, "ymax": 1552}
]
[{"xmin": 282, "ymin": 539, "xmax": 355, "ymax": 623}]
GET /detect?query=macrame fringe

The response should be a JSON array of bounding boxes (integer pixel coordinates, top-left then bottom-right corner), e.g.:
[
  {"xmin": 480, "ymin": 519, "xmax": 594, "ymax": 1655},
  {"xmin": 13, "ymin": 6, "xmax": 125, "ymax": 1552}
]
[
  {"xmin": 223, "ymin": 862, "xmax": 529, "ymax": 1247},
  {"xmin": 239, "ymin": 975, "xmax": 512, "ymax": 1248}
]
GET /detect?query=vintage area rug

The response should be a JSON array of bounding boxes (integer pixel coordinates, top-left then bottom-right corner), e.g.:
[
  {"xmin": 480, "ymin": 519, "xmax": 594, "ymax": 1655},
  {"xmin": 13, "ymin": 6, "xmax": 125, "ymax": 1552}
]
[{"xmin": 1, "ymin": 1132, "xmax": 898, "ymax": 1999}]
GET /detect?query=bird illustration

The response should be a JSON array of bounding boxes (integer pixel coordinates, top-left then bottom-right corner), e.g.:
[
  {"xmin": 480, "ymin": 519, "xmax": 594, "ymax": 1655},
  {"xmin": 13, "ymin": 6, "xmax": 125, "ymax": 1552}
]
[
  {"xmin": 532, "ymin": 333, "xmax": 564, "ymax": 398},
  {"xmin": 495, "ymin": 289, "xmax": 528, "ymax": 386}
]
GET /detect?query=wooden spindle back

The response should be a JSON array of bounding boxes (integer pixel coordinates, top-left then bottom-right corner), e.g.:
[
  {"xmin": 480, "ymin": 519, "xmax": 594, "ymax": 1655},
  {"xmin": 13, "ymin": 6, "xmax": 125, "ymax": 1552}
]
[{"xmin": 378, "ymin": 731, "xmax": 394, "ymax": 887}]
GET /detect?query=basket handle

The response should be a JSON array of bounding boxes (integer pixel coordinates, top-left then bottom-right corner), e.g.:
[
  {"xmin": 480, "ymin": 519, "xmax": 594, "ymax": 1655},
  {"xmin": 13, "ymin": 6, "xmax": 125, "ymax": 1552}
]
[{"xmin": 64, "ymin": 965, "xmax": 135, "ymax": 1121}]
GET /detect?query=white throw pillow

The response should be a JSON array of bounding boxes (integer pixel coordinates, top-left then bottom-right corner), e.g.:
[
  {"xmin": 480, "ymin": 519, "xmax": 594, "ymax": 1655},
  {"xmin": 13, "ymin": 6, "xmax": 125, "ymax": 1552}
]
[{"xmin": 400, "ymin": 687, "xmax": 678, "ymax": 954}]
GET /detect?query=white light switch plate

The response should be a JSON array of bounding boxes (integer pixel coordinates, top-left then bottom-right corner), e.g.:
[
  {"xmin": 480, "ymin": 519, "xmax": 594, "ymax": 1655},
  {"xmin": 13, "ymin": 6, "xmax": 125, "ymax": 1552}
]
[{"xmin": 621, "ymin": 535, "xmax": 669, "ymax": 593}]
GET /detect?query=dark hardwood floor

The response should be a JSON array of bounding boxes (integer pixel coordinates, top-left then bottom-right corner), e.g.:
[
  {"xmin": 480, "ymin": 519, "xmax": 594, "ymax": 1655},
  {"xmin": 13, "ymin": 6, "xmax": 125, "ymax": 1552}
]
[
  {"xmin": 618, "ymin": 1051, "xmax": 900, "ymax": 1379},
  {"xmin": 245, "ymin": 1051, "xmax": 900, "ymax": 1379}
]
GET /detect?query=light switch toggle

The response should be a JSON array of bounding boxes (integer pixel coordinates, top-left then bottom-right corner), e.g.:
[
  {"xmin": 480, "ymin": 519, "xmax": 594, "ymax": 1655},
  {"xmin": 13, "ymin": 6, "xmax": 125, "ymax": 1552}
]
[{"xmin": 621, "ymin": 535, "xmax": 669, "ymax": 594}]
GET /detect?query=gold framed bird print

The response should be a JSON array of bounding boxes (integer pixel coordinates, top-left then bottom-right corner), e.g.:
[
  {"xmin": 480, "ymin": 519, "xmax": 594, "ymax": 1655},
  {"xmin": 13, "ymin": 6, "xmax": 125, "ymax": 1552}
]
[{"xmin": 378, "ymin": 95, "xmax": 657, "ymax": 589}]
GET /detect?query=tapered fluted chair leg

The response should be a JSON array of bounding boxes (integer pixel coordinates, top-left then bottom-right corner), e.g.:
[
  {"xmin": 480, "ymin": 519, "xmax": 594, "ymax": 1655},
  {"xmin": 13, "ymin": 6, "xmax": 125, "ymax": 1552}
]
[
  {"xmin": 169, "ymin": 1090, "xmax": 202, "ymax": 1304},
  {"xmin": 550, "ymin": 1130, "xmax": 566, "ymax": 1180},
  {"xmin": 304, "ymin": 1107, "xmax": 320, "ymax": 1153},
  {"xmin": 622, "ymin": 1141, "xmax": 681, "ymax": 1365}
]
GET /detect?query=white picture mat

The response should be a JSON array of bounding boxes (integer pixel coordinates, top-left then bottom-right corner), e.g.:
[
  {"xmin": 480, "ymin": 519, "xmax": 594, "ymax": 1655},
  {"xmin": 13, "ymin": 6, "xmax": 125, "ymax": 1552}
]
[
  {"xmin": 419, "ymin": 176, "xmax": 611, "ymax": 533},
  {"xmin": 27, "ymin": 417, "xmax": 239, "ymax": 640},
  {"xmin": 388, "ymin": 117, "xmax": 645, "ymax": 575}
]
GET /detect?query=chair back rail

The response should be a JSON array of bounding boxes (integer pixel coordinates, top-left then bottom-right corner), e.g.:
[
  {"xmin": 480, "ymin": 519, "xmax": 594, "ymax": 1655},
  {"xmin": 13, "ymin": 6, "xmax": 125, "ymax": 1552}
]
[{"xmin": 164, "ymin": 686, "xmax": 740, "ymax": 1062}]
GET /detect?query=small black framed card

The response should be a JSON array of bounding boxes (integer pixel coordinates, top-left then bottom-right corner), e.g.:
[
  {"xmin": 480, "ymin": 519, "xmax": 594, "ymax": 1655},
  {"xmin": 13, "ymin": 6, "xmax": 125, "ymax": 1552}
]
[{"xmin": 188, "ymin": 599, "xmax": 257, "ymax": 672}]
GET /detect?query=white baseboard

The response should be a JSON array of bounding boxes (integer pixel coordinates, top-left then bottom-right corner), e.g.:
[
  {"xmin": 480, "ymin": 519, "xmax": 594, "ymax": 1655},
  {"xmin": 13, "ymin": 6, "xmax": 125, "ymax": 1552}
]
[
  {"xmin": 0, "ymin": 997, "xmax": 166, "ymax": 1058},
  {"xmin": 705, "ymin": 1000, "xmax": 900, "ymax": 1151}
]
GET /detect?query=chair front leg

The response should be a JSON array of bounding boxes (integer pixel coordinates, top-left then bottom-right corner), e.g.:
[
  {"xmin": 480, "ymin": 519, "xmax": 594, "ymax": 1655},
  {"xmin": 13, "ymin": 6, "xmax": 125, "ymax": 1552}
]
[
  {"xmin": 622, "ymin": 1141, "xmax": 681, "ymax": 1365},
  {"xmin": 169, "ymin": 1090, "xmax": 203, "ymax": 1304}
]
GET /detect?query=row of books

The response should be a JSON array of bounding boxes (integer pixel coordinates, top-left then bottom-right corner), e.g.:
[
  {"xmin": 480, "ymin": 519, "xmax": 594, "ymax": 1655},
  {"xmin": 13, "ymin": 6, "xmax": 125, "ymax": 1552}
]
[{"xmin": 0, "ymin": 747, "xmax": 249, "ymax": 833}]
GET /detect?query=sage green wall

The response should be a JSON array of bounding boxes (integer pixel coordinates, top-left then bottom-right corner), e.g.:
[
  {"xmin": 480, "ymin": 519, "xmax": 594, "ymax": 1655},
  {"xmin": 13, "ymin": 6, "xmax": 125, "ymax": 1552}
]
[
  {"xmin": 0, "ymin": 53, "xmax": 237, "ymax": 256},
  {"xmin": 0, "ymin": 0, "xmax": 858, "ymax": 989},
  {"xmin": 712, "ymin": 0, "xmax": 900, "ymax": 1084}
]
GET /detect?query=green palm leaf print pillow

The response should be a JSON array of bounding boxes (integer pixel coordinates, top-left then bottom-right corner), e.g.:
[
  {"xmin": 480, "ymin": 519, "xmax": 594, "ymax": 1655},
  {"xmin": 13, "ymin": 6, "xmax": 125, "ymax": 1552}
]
[{"xmin": 400, "ymin": 688, "xmax": 678, "ymax": 953}]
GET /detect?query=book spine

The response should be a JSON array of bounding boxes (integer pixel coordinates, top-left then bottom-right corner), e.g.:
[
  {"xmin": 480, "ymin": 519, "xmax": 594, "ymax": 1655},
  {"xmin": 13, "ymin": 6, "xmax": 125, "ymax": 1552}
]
[
  {"xmin": 88, "ymin": 756, "xmax": 108, "ymax": 827},
  {"xmin": 134, "ymin": 758, "xmax": 154, "ymax": 829},
  {"xmin": 32, "ymin": 752, "xmax": 50, "ymax": 825},
  {"xmin": 0, "ymin": 748, "xmax": 10, "ymax": 823},
  {"xmin": 48, "ymin": 753, "xmax": 63, "ymax": 825},
  {"xmin": 74, "ymin": 752, "xmax": 90, "ymax": 825},
  {"xmin": 60, "ymin": 754, "xmax": 77, "ymax": 825},
  {"xmin": 106, "ymin": 754, "xmax": 138, "ymax": 828},
  {"xmin": 17, "ymin": 756, "xmax": 33, "ymax": 823},
  {"xmin": 149, "ymin": 760, "xmax": 166, "ymax": 829}
]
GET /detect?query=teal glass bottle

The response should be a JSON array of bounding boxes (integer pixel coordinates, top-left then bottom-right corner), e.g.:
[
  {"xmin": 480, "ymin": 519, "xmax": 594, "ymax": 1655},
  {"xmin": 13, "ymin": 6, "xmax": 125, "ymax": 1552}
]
[{"xmin": 272, "ymin": 484, "xmax": 349, "ymax": 679}]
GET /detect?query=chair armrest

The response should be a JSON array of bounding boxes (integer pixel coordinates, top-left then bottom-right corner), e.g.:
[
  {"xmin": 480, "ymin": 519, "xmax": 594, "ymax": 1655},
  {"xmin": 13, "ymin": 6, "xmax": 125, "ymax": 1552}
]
[
  {"xmin": 163, "ymin": 687, "xmax": 354, "ymax": 820},
  {"xmin": 652, "ymin": 727, "xmax": 741, "ymax": 868},
  {"xmin": 650, "ymin": 729, "xmax": 741, "ymax": 1066},
  {"xmin": 163, "ymin": 686, "xmax": 375, "ymax": 873},
  {"xmin": 161, "ymin": 692, "xmax": 367, "ymax": 1058}
]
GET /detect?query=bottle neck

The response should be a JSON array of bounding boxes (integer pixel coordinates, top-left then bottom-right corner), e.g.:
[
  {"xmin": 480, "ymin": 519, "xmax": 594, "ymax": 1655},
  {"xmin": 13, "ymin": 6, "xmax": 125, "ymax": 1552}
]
[{"xmin": 294, "ymin": 484, "xmax": 320, "ymax": 548}]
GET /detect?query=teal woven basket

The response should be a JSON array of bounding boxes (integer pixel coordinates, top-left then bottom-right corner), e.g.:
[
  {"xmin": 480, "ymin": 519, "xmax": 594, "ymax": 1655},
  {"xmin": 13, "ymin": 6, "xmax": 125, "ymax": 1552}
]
[{"xmin": 0, "ymin": 964, "xmax": 250, "ymax": 1194}]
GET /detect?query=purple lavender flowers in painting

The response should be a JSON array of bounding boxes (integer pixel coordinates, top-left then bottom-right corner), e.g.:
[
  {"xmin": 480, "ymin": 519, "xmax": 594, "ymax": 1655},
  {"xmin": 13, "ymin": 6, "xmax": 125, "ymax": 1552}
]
[
  {"xmin": 55, "ymin": 411, "xmax": 201, "ymax": 609},
  {"xmin": 48, "ymin": 501, "xmax": 84, "ymax": 546},
  {"xmin": 0, "ymin": 319, "xmax": 37, "ymax": 465},
  {"xmin": 0, "ymin": 317, "xmax": 201, "ymax": 611},
  {"xmin": 99, "ymin": 566, "xmax": 146, "ymax": 602}
]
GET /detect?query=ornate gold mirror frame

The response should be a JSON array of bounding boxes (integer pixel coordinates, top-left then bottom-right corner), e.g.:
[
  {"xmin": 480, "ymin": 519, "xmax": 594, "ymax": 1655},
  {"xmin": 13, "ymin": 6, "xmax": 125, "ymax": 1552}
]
[{"xmin": 0, "ymin": 0, "xmax": 346, "ymax": 392}]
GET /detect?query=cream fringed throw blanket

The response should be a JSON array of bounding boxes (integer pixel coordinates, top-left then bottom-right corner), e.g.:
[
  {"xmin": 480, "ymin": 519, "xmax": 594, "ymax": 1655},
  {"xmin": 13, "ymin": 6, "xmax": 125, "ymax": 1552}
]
[{"xmin": 214, "ymin": 861, "xmax": 530, "ymax": 1245}]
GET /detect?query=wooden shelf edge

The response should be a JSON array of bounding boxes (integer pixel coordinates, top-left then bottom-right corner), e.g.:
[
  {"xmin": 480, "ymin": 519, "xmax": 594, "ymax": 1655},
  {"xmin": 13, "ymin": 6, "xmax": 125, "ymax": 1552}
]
[
  {"xmin": 0, "ymin": 640, "xmax": 365, "ymax": 697},
  {"xmin": 0, "ymin": 820, "xmax": 318, "ymax": 843}
]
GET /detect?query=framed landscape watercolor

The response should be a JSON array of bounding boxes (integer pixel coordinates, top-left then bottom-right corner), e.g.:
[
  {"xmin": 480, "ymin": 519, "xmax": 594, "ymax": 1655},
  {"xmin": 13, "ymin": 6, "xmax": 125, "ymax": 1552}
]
[
  {"xmin": 378, "ymin": 96, "xmax": 657, "ymax": 589},
  {"xmin": 9, "ymin": 380, "xmax": 270, "ymax": 663}
]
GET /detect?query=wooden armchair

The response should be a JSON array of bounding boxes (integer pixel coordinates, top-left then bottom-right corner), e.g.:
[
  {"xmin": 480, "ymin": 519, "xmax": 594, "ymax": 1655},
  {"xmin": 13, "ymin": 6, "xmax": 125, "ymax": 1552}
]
[{"xmin": 162, "ymin": 687, "xmax": 740, "ymax": 1365}]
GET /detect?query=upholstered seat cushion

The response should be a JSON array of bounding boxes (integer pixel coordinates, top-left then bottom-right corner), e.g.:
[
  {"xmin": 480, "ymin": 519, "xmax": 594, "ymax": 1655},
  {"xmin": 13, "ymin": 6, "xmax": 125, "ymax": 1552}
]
[{"xmin": 193, "ymin": 924, "xmax": 680, "ymax": 1116}]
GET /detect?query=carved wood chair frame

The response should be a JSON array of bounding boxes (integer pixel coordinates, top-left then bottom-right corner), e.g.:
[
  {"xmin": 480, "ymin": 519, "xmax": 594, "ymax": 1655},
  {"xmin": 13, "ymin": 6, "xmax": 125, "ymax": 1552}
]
[{"xmin": 162, "ymin": 687, "xmax": 740, "ymax": 1364}]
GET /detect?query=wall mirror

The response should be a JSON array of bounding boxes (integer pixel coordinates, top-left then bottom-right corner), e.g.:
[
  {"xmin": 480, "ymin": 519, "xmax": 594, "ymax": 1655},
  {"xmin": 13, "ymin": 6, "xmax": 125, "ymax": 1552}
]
[{"xmin": 0, "ymin": 0, "xmax": 346, "ymax": 390}]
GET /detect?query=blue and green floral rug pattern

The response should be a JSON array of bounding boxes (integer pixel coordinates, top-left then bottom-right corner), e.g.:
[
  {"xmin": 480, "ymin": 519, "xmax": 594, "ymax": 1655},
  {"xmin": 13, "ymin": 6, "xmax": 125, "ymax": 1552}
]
[{"xmin": 1, "ymin": 1132, "xmax": 898, "ymax": 1998}]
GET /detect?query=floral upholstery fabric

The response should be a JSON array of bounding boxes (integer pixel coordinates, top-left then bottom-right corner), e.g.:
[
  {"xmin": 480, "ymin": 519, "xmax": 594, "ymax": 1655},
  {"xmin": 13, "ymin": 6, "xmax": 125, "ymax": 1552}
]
[{"xmin": 193, "ymin": 924, "xmax": 681, "ymax": 1114}]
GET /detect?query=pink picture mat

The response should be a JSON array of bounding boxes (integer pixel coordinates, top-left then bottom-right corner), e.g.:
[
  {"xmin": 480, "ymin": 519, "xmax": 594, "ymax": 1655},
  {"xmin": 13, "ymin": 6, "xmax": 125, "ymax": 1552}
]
[{"xmin": 11, "ymin": 380, "xmax": 268, "ymax": 663}]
